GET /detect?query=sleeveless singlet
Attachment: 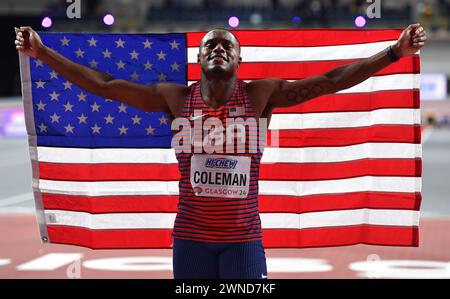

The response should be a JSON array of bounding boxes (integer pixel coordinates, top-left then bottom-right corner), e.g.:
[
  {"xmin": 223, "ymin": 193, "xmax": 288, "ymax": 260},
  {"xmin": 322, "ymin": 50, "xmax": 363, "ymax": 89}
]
[{"xmin": 172, "ymin": 80, "xmax": 264, "ymax": 243}]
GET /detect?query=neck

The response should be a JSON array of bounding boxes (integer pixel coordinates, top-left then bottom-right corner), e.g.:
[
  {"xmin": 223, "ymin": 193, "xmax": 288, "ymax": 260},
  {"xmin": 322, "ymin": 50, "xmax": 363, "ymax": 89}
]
[{"xmin": 200, "ymin": 73, "xmax": 237, "ymax": 108}]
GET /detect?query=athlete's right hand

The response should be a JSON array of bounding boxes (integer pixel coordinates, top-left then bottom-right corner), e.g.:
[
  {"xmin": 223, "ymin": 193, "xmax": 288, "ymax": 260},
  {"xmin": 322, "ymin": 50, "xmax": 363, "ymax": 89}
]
[{"xmin": 15, "ymin": 26, "xmax": 45, "ymax": 58}]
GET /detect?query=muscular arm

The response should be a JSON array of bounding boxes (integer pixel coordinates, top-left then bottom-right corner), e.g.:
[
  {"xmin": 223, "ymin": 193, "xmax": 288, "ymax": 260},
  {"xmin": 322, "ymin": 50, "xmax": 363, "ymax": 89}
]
[
  {"xmin": 266, "ymin": 23, "xmax": 426, "ymax": 108},
  {"xmin": 16, "ymin": 27, "xmax": 184, "ymax": 113}
]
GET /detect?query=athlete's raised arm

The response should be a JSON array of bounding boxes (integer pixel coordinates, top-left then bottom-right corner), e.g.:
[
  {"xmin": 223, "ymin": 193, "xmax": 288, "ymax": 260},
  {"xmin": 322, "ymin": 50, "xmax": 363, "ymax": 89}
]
[
  {"xmin": 15, "ymin": 26, "xmax": 186, "ymax": 114},
  {"xmin": 264, "ymin": 23, "xmax": 426, "ymax": 108}
]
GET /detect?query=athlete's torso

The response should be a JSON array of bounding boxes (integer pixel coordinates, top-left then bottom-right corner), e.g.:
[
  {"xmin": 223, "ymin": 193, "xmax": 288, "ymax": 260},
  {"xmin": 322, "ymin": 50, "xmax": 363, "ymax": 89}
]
[{"xmin": 172, "ymin": 80, "xmax": 265, "ymax": 243}]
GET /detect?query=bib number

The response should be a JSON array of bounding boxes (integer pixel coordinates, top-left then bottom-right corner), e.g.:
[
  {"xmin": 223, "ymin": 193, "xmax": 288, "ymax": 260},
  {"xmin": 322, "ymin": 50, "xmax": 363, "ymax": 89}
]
[{"xmin": 190, "ymin": 154, "xmax": 251, "ymax": 199}]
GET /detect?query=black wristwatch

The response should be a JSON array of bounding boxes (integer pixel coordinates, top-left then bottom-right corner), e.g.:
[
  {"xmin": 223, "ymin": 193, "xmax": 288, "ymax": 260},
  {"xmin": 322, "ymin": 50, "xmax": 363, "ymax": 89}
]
[{"xmin": 386, "ymin": 45, "xmax": 400, "ymax": 62}]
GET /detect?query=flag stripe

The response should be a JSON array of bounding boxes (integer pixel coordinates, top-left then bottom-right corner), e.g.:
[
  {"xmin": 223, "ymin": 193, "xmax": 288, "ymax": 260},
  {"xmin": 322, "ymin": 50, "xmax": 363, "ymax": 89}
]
[
  {"xmin": 269, "ymin": 109, "xmax": 420, "ymax": 129},
  {"xmin": 267, "ymin": 125, "xmax": 421, "ymax": 147},
  {"xmin": 45, "ymin": 225, "xmax": 417, "ymax": 249},
  {"xmin": 38, "ymin": 158, "xmax": 421, "ymax": 181},
  {"xmin": 186, "ymin": 29, "xmax": 403, "ymax": 47},
  {"xmin": 187, "ymin": 56, "xmax": 420, "ymax": 79},
  {"xmin": 44, "ymin": 208, "xmax": 419, "ymax": 230},
  {"xmin": 273, "ymin": 90, "xmax": 420, "ymax": 113},
  {"xmin": 41, "ymin": 191, "xmax": 421, "ymax": 214},
  {"xmin": 188, "ymin": 41, "xmax": 405, "ymax": 63},
  {"xmin": 36, "ymin": 176, "xmax": 421, "ymax": 197},
  {"xmin": 189, "ymin": 73, "xmax": 420, "ymax": 91},
  {"xmin": 34, "ymin": 143, "xmax": 421, "ymax": 164}
]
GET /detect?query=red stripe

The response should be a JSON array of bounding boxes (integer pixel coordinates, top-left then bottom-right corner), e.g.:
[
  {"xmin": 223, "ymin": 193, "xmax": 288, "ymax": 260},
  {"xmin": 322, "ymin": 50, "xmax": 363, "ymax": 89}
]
[
  {"xmin": 258, "ymin": 191, "xmax": 422, "ymax": 213},
  {"xmin": 260, "ymin": 158, "xmax": 421, "ymax": 180},
  {"xmin": 187, "ymin": 56, "xmax": 419, "ymax": 80},
  {"xmin": 273, "ymin": 90, "xmax": 420, "ymax": 113},
  {"xmin": 46, "ymin": 225, "xmax": 417, "ymax": 249},
  {"xmin": 187, "ymin": 29, "xmax": 403, "ymax": 47},
  {"xmin": 38, "ymin": 157, "xmax": 420, "ymax": 181},
  {"xmin": 267, "ymin": 125, "xmax": 420, "ymax": 147},
  {"xmin": 42, "ymin": 193, "xmax": 179, "ymax": 213},
  {"xmin": 262, "ymin": 225, "xmax": 418, "ymax": 248},
  {"xmin": 42, "ymin": 191, "xmax": 421, "ymax": 214}
]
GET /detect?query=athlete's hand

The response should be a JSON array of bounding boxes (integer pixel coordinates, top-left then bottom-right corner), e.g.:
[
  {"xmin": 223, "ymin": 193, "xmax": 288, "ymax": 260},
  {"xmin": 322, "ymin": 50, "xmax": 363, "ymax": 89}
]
[
  {"xmin": 392, "ymin": 23, "xmax": 426, "ymax": 58},
  {"xmin": 15, "ymin": 26, "xmax": 45, "ymax": 58}
]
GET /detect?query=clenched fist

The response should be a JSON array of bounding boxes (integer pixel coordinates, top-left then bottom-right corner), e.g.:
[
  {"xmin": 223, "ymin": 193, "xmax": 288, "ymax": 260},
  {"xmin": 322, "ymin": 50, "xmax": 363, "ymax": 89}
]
[
  {"xmin": 392, "ymin": 23, "xmax": 427, "ymax": 58},
  {"xmin": 15, "ymin": 26, "xmax": 45, "ymax": 58}
]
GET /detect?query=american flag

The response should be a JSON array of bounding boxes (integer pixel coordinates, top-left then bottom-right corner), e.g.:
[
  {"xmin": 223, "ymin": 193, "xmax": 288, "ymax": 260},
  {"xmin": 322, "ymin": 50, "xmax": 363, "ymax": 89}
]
[{"xmin": 19, "ymin": 29, "xmax": 421, "ymax": 249}]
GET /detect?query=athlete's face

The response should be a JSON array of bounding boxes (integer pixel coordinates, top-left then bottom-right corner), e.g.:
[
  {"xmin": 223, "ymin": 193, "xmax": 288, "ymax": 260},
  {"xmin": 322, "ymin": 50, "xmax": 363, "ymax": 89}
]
[{"xmin": 198, "ymin": 30, "xmax": 241, "ymax": 75}]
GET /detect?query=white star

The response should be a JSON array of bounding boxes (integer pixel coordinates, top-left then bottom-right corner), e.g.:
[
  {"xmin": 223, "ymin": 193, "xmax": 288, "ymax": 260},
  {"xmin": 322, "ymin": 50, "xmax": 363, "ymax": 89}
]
[
  {"xmin": 34, "ymin": 59, "xmax": 44, "ymax": 67},
  {"xmin": 77, "ymin": 91, "xmax": 87, "ymax": 101},
  {"xmin": 91, "ymin": 123, "xmax": 101, "ymax": 134},
  {"xmin": 130, "ymin": 71, "xmax": 139, "ymax": 82},
  {"xmin": 90, "ymin": 102, "xmax": 101, "ymax": 112},
  {"xmin": 118, "ymin": 125, "xmax": 128, "ymax": 135},
  {"xmin": 35, "ymin": 80, "xmax": 46, "ymax": 88},
  {"xmin": 145, "ymin": 125, "xmax": 155, "ymax": 135},
  {"xmin": 64, "ymin": 123, "xmax": 75, "ymax": 134},
  {"xmin": 49, "ymin": 70, "xmax": 58, "ymax": 79},
  {"xmin": 115, "ymin": 38, "xmax": 125, "ymax": 48},
  {"xmin": 131, "ymin": 115, "xmax": 142, "ymax": 124},
  {"xmin": 104, "ymin": 114, "xmax": 114, "ymax": 124},
  {"xmin": 104, "ymin": 98, "xmax": 113, "ymax": 102},
  {"xmin": 77, "ymin": 113, "xmax": 88, "ymax": 124},
  {"xmin": 63, "ymin": 80, "xmax": 73, "ymax": 90},
  {"xmin": 118, "ymin": 103, "xmax": 127, "ymax": 113},
  {"xmin": 158, "ymin": 73, "xmax": 167, "ymax": 81},
  {"xmin": 50, "ymin": 113, "xmax": 61, "ymax": 123},
  {"xmin": 36, "ymin": 101, "xmax": 46, "ymax": 111},
  {"xmin": 87, "ymin": 37, "xmax": 98, "ymax": 47},
  {"xmin": 116, "ymin": 60, "xmax": 126, "ymax": 70},
  {"xmin": 60, "ymin": 36, "xmax": 70, "ymax": 46},
  {"xmin": 38, "ymin": 122, "xmax": 47, "ymax": 133},
  {"xmin": 63, "ymin": 101, "xmax": 74, "ymax": 112},
  {"xmin": 144, "ymin": 60, "xmax": 153, "ymax": 70},
  {"xmin": 159, "ymin": 115, "xmax": 168, "ymax": 125},
  {"xmin": 170, "ymin": 40, "xmax": 180, "ymax": 50},
  {"xmin": 49, "ymin": 91, "xmax": 60, "ymax": 101},
  {"xmin": 89, "ymin": 59, "xmax": 98, "ymax": 68},
  {"xmin": 143, "ymin": 39, "xmax": 153, "ymax": 49},
  {"xmin": 129, "ymin": 50, "xmax": 139, "ymax": 60},
  {"xmin": 156, "ymin": 50, "xmax": 167, "ymax": 60},
  {"xmin": 75, "ymin": 48, "xmax": 85, "ymax": 58},
  {"xmin": 102, "ymin": 48, "xmax": 112, "ymax": 58},
  {"xmin": 170, "ymin": 61, "xmax": 180, "ymax": 72}
]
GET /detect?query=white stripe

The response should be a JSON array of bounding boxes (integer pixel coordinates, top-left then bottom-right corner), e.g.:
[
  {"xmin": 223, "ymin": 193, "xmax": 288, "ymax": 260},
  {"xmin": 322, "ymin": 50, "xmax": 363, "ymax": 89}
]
[
  {"xmin": 34, "ymin": 179, "xmax": 180, "ymax": 196},
  {"xmin": 188, "ymin": 74, "xmax": 420, "ymax": 91},
  {"xmin": 35, "ymin": 143, "xmax": 421, "ymax": 164},
  {"xmin": 269, "ymin": 109, "xmax": 420, "ymax": 130},
  {"xmin": 188, "ymin": 40, "xmax": 400, "ymax": 63},
  {"xmin": 260, "ymin": 209, "xmax": 420, "ymax": 229},
  {"xmin": 258, "ymin": 176, "xmax": 421, "ymax": 196},
  {"xmin": 36, "ymin": 176, "xmax": 420, "ymax": 197},
  {"xmin": 261, "ymin": 143, "xmax": 421, "ymax": 163},
  {"xmin": 43, "ymin": 208, "xmax": 418, "ymax": 229}
]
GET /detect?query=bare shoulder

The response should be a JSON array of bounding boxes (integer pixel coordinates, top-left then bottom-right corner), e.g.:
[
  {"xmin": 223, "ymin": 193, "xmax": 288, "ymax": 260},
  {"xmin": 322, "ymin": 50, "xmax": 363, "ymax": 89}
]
[{"xmin": 245, "ymin": 78, "xmax": 283, "ymax": 117}]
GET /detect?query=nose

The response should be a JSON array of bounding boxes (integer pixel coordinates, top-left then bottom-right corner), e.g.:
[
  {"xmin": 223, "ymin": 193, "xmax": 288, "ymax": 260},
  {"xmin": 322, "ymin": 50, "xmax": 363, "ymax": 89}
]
[{"xmin": 212, "ymin": 43, "xmax": 226, "ymax": 54}]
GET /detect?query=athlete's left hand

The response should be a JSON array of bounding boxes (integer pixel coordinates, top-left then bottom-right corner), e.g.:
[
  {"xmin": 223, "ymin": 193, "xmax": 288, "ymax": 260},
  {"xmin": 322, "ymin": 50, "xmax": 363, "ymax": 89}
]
[{"xmin": 392, "ymin": 23, "xmax": 427, "ymax": 58}]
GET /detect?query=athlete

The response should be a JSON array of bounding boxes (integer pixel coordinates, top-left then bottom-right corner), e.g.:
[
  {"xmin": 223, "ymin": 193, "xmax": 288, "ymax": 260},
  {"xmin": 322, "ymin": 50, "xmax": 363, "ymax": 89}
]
[{"xmin": 15, "ymin": 24, "xmax": 426, "ymax": 279}]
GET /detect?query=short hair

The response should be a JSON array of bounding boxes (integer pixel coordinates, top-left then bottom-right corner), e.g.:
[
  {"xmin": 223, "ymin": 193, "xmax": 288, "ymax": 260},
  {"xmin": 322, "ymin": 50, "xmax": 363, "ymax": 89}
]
[{"xmin": 202, "ymin": 28, "xmax": 241, "ymax": 49}]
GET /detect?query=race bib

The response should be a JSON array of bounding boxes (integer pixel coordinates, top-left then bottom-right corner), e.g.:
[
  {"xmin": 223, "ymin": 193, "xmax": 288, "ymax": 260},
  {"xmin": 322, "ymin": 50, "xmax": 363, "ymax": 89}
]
[{"xmin": 190, "ymin": 154, "xmax": 251, "ymax": 199}]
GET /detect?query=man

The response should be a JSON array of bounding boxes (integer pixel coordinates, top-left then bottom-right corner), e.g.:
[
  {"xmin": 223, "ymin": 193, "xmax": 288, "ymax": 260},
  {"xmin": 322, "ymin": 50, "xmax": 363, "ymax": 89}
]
[{"xmin": 15, "ymin": 24, "xmax": 426, "ymax": 279}]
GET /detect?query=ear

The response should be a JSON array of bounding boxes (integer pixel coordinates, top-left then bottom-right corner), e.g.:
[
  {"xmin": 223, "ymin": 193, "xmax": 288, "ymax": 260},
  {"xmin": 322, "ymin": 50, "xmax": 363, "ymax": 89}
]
[
  {"xmin": 238, "ymin": 56, "xmax": 242, "ymax": 67},
  {"xmin": 197, "ymin": 53, "xmax": 200, "ymax": 63}
]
